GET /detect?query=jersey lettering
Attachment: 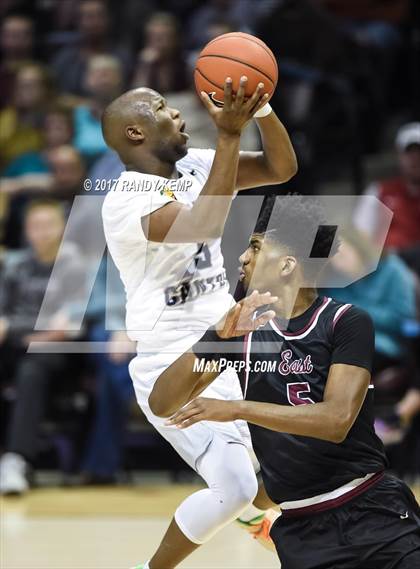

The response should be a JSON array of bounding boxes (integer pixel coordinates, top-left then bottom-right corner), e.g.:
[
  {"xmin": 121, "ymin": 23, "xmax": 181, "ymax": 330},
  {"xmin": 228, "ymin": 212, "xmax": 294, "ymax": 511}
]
[
  {"xmin": 279, "ymin": 349, "xmax": 313, "ymax": 375},
  {"xmin": 286, "ymin": 382, "xmax": 315, "ymax": 406}
]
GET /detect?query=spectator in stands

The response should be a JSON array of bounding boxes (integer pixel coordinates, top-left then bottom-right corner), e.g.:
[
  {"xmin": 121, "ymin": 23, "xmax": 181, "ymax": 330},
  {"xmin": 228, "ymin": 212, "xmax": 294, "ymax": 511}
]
[
  {"xmin": 0, "ymin": 199, "xmax": 86, "ymax": 495},
  {"xmin": 186, "ymin": 0, "xmax": 277, "ymax": 49},
  {"xmin": 1, "ymin": 104, "xmax": 74, "ymax": 185},
  {"xmin": 51, "ymin": 0, "xmax": 131, "ymax": 96},
  {"xmin": 0, "ymin": 13, "xmax": 35, "ymax": 107},
  {"xmin": 355, "ymin": 122, "xmax": 420, "ymax": 253},
  {"xmin": 73, "ymin": 55, "xmax": 122, "ymax": 163},
  {"xmin": 0, "ymin": 62, "xmax": 53, "ymax": 169},
  {"xmin": 58, "ymin": 152, "xmax": 133, "ymax": 483},
  {"xmin": 81, "ymin": 257, "xmax": 135, "ymax": 483},
  {"xmin": 186, "ymin": 19, "xmax": 234, "ymax": 77},
  {"xmin": 63, "ymin": 149, "xmax": 123, "ymax": 260},
  {"xmin": 48, "ymin": 145, "xmax": 87, "ymax": 208},
  {"xmin": 1, "ymin": 143, "xmax": 84, "ymax": 249},
  {"xmin": 326, "ymin": 228, "xmax": 417, "ymax": 374},
  {"xmin": 132, "ymin": 12, "xmax": 188, "ymax": 94},
  {"xmin": 318, "ymin": 0, "xmax": 408, "ymax": 49}
]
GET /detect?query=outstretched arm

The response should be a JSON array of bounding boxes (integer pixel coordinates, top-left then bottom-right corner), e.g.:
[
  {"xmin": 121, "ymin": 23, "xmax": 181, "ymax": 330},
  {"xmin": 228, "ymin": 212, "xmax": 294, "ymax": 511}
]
[
  {"xmin": 166, "ymin": 364, "xmax": 371, "ymax": 444},
  {"xmin": 165, "ymin": 306, "xmax": 375, "ymax": 444},
  {"xmin": 148, "ymin": 290, "xmax": 278, "ymax": 417}
]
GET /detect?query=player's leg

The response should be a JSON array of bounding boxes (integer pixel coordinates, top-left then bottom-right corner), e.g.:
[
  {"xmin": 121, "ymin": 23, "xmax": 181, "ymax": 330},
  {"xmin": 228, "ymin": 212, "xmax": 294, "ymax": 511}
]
[
  {"xmin": 270, "ymin": 475, "xmax": 420, "ymax": 569},
  {"xmin": 147, "ymin": 435, "xmax": 258, "ymax": 569},
  {"xmin": 237, "ymin": 474, "xmax": 280, "ymax": 552},
  {"xmin": 364, "ymin": 475, "xmax": 420, "ymax": 568},
  {"xmin": 393, "ymin": 548, "xmax": 420, "ymax": 568}
]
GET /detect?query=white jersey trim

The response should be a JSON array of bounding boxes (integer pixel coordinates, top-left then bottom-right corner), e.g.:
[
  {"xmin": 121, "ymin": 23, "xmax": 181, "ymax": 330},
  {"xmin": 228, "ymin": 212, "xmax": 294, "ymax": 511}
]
[
  {"xmin": 269, "ymin": 297, "xmax": 332, "ymax": 340},
  {"xmin": 280, "ymin": 472, "xmax": 376, "ymax": 510}
]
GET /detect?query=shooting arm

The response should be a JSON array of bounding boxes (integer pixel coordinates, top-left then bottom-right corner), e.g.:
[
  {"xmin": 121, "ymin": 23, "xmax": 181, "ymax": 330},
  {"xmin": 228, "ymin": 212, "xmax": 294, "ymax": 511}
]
[{"xmin": 236, "ymin": 111, "xmax": 297, "ymax": 190}]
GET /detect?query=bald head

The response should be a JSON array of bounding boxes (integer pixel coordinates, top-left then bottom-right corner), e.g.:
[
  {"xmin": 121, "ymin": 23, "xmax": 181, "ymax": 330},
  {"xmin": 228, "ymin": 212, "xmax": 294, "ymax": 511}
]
[
  {"xmin": 101, "ymin": 88, "xmax": 159, "ymax": 150},
  {"xmin": 101, "ymin": 87, "xmax": 188, "ymax": 169}
]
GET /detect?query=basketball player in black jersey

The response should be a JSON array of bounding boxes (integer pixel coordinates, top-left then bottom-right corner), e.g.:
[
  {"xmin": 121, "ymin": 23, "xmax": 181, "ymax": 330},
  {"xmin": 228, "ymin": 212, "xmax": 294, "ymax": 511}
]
[{"xmin": 149, "ymin": 196, "xmax": 420, "ymax": 569}]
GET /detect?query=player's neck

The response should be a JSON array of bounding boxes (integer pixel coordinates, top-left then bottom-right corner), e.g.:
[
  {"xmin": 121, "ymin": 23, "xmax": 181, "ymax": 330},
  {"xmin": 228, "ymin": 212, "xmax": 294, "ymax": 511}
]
[
  {"xmin": 273, "ymin": 287, "xmax": 318, "ymax": 321},
  {"xmin": 125, "ymin": 153, "xmax": 178, "ymax": 179}
]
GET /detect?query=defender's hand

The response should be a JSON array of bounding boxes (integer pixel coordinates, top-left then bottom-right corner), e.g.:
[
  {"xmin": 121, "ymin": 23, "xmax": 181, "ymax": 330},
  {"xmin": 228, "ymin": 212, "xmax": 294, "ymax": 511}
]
[
  {"xmin": 216, "ymin": 290, "xmax": 278, "ymax": 339},
  {"xmin": 200, "ymin": 77, "xmax": 269, "ymax": 136},
  {"xmin": 166, "ymin": 398, "xmax": 238, "ymax": 428}
]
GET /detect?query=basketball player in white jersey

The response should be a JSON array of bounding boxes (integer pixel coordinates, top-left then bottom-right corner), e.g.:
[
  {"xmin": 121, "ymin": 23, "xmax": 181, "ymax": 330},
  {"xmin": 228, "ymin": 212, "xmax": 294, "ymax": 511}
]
[{"xmin": 101, "ymin": 77, "xmax": 297, "ymax": 568}]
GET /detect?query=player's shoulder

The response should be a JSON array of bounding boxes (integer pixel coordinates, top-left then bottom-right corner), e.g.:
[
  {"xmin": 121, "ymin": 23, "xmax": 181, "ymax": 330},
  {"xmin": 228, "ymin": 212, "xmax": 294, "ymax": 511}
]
[
  {"xmin": 178, "ymin": 147, "xmax": 215, "ymax": 172},
  {"xmin": 102, "ymin": 170, "xmax": 159, "ymax": 207},
  {"xmin": 328, "ymin": 298, "xmax": 373, "ymax": 333}
]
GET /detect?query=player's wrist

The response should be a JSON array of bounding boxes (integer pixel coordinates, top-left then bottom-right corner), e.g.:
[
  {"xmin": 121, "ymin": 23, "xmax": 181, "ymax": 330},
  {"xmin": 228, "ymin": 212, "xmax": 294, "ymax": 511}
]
[
  {"xmin": 217, "ymin": 129, "xmax": 241, "ymax": 140},
  {"xmin": 254, "ymin": 102, "xmax": 272, "ymax": 119},
  {"xmin": 232, "ymin": 400, "xmax": 246, "ymax": 420}
]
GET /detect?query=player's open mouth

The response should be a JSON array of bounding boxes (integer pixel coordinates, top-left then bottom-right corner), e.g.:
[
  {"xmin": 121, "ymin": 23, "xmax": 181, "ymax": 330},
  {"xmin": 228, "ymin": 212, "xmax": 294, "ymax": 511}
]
[
  {"xmin": 238, "ymin": 268, "xmax": 246, "ymax": 281},
  {"xmin": 179, "ymin": 121, "xmax": 189, "ymax": 139}
]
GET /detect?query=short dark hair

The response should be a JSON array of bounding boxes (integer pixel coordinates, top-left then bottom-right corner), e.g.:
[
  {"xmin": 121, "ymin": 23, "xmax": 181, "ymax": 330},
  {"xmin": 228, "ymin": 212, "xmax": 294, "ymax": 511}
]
[
  {"xmin": 25, "ymin": 198, "xmax": 65, "ymax": 218},
  {"xmin": 255, "ymin": 194, "xmax": 340, "ymax": 278}
]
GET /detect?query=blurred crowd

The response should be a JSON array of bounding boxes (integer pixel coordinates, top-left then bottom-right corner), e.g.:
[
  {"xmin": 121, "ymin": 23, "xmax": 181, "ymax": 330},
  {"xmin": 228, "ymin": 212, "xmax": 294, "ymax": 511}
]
[{"xmin": 0, "ymin": 0, "xmax": 419, "ymax": 495}]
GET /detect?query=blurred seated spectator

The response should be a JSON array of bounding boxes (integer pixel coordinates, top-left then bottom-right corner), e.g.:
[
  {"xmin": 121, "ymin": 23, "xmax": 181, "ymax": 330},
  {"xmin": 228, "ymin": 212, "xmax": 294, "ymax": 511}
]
[
  {"xmin": 317, "ymin": 0, "xmax": 408, "ymax": 48},
  {"xmin": 317, "ymin": 1, "xmax": 409, "ymax": 134},
  {"xmin": 0, "ymin": 199, "xmax": 87, "ymax": 495},
  {"xmin": 48, "ymin": 145, "xmax": 87, "ymax": 207},
  {"xmin": 51, "ymin": 0, "xmax": 131, "ymax": 96},
  {"xmin": 132, "ymin": 12, "xmax": 188, "ymax": 94},
  {"xmin": 73, "ymin": 55, "xmax": 123, "ymax": 163},
  {"xmin": 2, "ymin": 104, "xmax": 74, "ymax": 182},
  {"xmin": 354, "ymin": 123, "xmax": 420, "ymax": 254},
  {"xmin": 326, "ymin": 229, "xmax": 417, "ymax": 374},
  {"xmin": 397, "ymin": 385, "xmax": 420, "ymax": 429},
  {"xmin": 80, "ymin": 257, "xmax": 135, "ymax": 483},
  {"xmin": 0, "ymin": 105, "xmax": 74, "ymax": 248},
  {"xmin": 0, "ymin": 62, "xmax": 53, "ymax": 169},
  {"xmin": 186, "ymin": 0, "xmax": 279, "ymax": 50},
  {"xmin": 0, "ymin": 13, "xmax": 35, "ymax": 107},
  {"xmin": 58, "ymin": 151, "xmax": 133, "ymax": 482},
  {"xmin": 186, "ymin": 19, "xmax": 234, "ymax": 77},
  {"xmin": 1, "ymin": 145, "xmax": 86, "ymax": 249},
  {"xmin": 63, "ymin": 150, "xmax": 123, "ymax": 260}
]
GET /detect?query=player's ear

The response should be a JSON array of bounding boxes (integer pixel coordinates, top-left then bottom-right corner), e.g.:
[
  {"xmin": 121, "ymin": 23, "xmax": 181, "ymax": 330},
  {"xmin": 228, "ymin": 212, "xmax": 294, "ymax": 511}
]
[
  {"xmin": 280, "ymin": 256, "xmax": 297, "ymax": 277},
  {"xmin": 126, "ymin": 125, "xmax": 145, "ymax": 143}
]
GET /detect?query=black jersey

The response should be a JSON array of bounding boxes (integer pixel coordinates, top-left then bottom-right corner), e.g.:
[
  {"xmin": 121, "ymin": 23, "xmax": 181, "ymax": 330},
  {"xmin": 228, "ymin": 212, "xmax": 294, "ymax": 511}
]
[{"xmin": 198, "ymin": 296, "xmax": 388, "ymax": 504}]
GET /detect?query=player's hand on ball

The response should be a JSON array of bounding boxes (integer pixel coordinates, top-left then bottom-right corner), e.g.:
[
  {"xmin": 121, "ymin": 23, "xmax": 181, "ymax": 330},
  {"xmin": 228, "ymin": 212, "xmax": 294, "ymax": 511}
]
[
  {"xmin": 200, "ymin": 76, "xmax": 269, "ymax": 136},
  {"xmin": 166, "ymin": 398, "xmax": 236, "ymax": 428},
  {"xmin": 216, "ymin": 290, "xmax": 278, "ymax": 339}
]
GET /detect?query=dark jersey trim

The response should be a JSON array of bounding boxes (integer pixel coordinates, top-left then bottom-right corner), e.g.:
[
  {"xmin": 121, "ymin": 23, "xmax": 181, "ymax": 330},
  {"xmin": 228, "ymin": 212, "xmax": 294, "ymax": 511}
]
[{"xmin": 281, "ymin": 471, "xmax": 384, "ymax": 518}]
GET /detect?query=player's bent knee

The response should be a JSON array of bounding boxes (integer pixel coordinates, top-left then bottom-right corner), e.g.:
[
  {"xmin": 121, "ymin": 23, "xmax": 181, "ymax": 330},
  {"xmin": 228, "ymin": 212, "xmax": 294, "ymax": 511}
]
[{"xmin": 223, "ymin": 459, "xmax": 258, "ymax": 511}]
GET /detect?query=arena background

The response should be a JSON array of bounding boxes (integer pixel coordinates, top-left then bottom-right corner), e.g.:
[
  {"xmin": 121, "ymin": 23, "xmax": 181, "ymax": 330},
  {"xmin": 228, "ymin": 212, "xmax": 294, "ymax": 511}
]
[{"xmin": 0, "ymin": 1, "xmax": 419, "ymax": 567}]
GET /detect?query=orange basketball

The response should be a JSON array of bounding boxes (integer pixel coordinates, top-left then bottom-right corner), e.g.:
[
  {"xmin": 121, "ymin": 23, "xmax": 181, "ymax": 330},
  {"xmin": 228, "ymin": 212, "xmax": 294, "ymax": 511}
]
[{"xmin": 194, "ymin": 32, "xmax": 278, "ymax": 107}]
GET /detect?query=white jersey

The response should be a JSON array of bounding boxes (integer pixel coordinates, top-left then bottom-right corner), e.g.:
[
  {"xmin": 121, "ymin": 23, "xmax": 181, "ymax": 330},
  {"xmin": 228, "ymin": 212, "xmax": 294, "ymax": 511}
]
[{"xmin": 102, "ymin": 148, "xmax": 235, "ymax": 356}]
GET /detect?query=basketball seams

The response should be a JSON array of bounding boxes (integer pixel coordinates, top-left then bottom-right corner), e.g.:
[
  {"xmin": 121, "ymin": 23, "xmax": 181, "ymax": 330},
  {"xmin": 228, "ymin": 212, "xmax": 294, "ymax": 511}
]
[
  {"xmin": 203, "ymin": 32, "xmax": 278, "ymax": 72},
  {"xmin": 196, "ymin": 54, "xmax": 275, "ymax": 87},
  {"xmin": 194, "ymin": 68, "xmax": 225, "ymax": 91}
]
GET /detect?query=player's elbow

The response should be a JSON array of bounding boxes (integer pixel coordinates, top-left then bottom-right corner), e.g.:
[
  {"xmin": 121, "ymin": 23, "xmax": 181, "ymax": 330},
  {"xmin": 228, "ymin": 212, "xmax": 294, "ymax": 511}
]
[
  {"xmin": 328, "ymin": 428, "xmax": 348, "ymax": 444},
  {"xmin": 265, "ymin": 160, "xmax": 298, "ymax": 186},
  {"xmin": 278, "ymin": 157, "xmax": 298, "ymax": 183},
  {"xmin": 329, "ymin": 413, "xmax": 354, "ymax": 443},
  {"xmin": 148, "ymin": 390, "xmax": 173, "ymax": 418}
]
